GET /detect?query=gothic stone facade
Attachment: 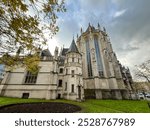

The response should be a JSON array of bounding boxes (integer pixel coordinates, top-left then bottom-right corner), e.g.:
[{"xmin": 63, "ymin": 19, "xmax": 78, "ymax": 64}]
[{"xmin": 0, "ymin": 24, "xmax": 133, "ymax": 100}]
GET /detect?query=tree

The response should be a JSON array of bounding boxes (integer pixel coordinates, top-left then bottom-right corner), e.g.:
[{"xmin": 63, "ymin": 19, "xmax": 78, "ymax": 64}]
[
  {"xmin": 0, "ymin": 0, "xmax": 66, "ymax": 72},
  {"xmin": 135, "ymin": 60, "xmax": 150, "ymax": 83}
]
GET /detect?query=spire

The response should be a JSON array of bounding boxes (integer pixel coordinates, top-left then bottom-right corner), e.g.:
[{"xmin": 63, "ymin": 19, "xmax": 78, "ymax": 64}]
[
  {"xmin": 77, "ymin": 33, "xmax": 79, "ymax": 39},
  {"xmin": 67, "ymin": 38, "xmax": 79, "ymax": 53},
  {"xmin": 98, "ymin": 23, "xmax": 101, "ymax": 30},
  {"xmin": 73, "ymin": 35, "xmax": 74, "ymax": 40},
  {"xmin": 103, "ymin": 27, "xmax": 106, "ymax": 32},
  {"xmin": 89, "ymin": 22, "xmax": 91, "ymax": 27},
  {"xmin": 86, "ymin": 22, "xmax": 92, "ymax": 32},
  {"xmin": 81, "ymin": 27, "xmax": 83, "ymax": 34}
]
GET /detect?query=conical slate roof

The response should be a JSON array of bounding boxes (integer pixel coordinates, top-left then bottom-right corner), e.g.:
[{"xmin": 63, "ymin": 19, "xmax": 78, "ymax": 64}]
[
  {"xmin": 67, "ymin": 39, "xmax": 79, "ymax": 53},
  {"xmin": 61, "ymin": 48, "xmax": 69, "ymax": 56},
  {"xmin": 41, "ymin": 49, "xmax": 52, "ymax": 57}
]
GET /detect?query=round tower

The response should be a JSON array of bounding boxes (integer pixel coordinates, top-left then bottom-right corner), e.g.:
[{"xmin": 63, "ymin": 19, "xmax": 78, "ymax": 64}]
[{"xmin": 63, "ymin": 39, "xmax": 84, "ymax": 101}]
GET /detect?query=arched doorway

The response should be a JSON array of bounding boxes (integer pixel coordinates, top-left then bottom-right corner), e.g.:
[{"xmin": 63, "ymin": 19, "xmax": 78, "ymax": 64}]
[{"xmin": 57, "ymin": 94, "xmax": 61, "ymax": 99}]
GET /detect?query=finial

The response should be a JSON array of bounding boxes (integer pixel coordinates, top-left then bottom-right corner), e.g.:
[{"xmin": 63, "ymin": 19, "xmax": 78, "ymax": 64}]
[
  {"xmin": 98, "ymin": 23, "xmax": 100, "ymax": 30},
  {"xmin": 88, "ymin": 23, "xmax": 92, "ymax": 32},
  {"xmin": 81, "ymin": 27, "xmax": 83, "ymax": 34},
  {"xmin": 73, "ymin": 34, "xmax": 74, "ymax": 40},
  {"xmin": 103, "ymin": 27, "xmax": 106, "ymax": 32},
  {"xmin": 77, "ymin": 33, "xmax": 79, "ymax": 39},
  {"xmin": 89, "ymin": 22, "xmax": 91, "ymax": 27}
]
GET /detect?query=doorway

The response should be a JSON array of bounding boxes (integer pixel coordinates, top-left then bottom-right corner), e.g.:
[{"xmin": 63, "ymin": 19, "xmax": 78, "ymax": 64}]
[{"xmin": 57, "ymin": 94, "xmax": 61, "ymax": 99}]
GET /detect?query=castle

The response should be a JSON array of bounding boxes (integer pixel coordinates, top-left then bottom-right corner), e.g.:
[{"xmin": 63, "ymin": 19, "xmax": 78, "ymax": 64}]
[{"xmin": 0, "ymin": 24, "xmax": 133, "ymax": 100}]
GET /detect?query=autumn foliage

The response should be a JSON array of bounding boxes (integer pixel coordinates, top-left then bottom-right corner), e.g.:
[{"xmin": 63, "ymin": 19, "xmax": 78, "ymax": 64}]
[{"xmin": 0, "ymin": 0, "xmax": 66, "ymax": 72}]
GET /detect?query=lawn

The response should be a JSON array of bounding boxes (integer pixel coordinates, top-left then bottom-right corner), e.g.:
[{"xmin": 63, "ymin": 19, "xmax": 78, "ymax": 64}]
[{"xmin": 0, "ymin": 97, "xmax": 150, "ymax": 113}]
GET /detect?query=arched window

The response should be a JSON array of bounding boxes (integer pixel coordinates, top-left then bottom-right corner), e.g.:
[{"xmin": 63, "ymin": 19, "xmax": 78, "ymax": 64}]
[
  {"xmin": 94, "ymin": 35, "xmax": 104, "ymax": 77},
  {"xmin": 66, "ymin": 69, "xmax": 68, "ymax": 75},
  {"xmin": 85, "ymin": 38, "xmax": 93, "ymax": 77}
]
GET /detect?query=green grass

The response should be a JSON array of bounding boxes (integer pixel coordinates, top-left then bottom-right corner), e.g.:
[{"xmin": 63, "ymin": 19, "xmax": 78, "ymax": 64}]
[{"xmin": 0, "ymin": 97, "xmax": 150, "ymax": 113}]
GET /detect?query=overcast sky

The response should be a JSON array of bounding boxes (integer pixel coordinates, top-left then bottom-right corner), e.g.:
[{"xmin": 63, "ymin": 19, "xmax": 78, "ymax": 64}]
[{"xmin": 48, "ymin": 0, "xmax": 150, "ymax": 78}]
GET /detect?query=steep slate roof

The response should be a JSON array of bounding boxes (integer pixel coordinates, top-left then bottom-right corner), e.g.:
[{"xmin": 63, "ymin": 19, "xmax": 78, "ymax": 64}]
[
  {"xmin": 41, "ymin": 49, "xmax": 52, "ymax": 57},
  {"xmin": 67, "ymin": 39, "xmax": 79, "ymax": 53},
  {"xmin": 61, "ymin": 48, "xmax": 69, "ymax": 56}
]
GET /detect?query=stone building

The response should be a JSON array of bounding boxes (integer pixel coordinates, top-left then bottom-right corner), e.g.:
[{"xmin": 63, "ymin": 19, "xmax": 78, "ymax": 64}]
[{"xmin": 0, "ymin": 24, "xmax": 133, "ymax": 100}]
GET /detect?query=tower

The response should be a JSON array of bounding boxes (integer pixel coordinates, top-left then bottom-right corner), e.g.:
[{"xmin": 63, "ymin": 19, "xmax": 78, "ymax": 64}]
[
  {"xmin": 63, "ymin": 39, "xmax": 84, "ymax": 100},
  {"xmin": 77, "ymin": 24, "xmax": 129, "ymax": 99}
]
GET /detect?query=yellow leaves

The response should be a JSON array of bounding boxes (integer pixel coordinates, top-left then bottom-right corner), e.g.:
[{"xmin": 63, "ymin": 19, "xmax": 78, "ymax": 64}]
[
  {"xmin": 0, "ymin": 7, "xmax": 5, "ymax": 15},
  {"xmin": 20, "ymin": 4, "xmax": 28, "ymax": 12},
  {"xmin": 49, "ymin": 0, "xmax": 57, "ymax": 5},
  {"xmin": 0, "ymin": 53, "xmax": 20, "ymax": 68},
  {"xmin": 24, "ymin": 55, "xmax": 40, "ymax": 74},
  {"xmin": 43, "ymin": 4, "xmax": 52, "ymax": 13},
  {"xmin": 1, "ymin": 0, "xmax": 66, "ymax": 71},
  {"xmin": 0, "ymin": 53, "xmax": 40, "ymax": 74},
  {"xmin": 1, "ymin": 0, "xmax": 28, "ymax": 12}
]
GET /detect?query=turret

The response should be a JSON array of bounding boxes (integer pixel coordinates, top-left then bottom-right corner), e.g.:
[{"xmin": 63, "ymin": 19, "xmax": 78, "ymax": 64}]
[{"xmin": 63, "ymin": 38, "xmax": 84, "ymax": 101}]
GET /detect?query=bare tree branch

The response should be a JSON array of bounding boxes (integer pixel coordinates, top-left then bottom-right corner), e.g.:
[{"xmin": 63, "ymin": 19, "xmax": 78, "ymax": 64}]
[{"xmin": 135, "ymin": 60, "xmax": 150, "ymax": 83}]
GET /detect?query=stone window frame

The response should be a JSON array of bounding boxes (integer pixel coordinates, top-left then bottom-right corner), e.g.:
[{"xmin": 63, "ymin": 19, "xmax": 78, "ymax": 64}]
[
  {"xmin": 59, "ymin": 68, "xmax": 63, "ymax": 73},
  {"xmin": 85, "ymin": 37, "xmax": 93, "ymax": 77},
  {"xmin": 94, "ymin": 35, "xmax": 104, "ymax": 77},
  {"xmin": 58, "ymin": 79, "xmax": 63, "ymax": 87},
  {"xmin": 24, "ymin": 71, "xmax": 38, "ymax": 84}
]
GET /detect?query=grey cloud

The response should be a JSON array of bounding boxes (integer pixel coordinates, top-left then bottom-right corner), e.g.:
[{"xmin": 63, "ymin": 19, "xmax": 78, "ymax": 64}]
[{"xmin": 55, "ymin": 0, "xmax": 150, "ymax": 77}]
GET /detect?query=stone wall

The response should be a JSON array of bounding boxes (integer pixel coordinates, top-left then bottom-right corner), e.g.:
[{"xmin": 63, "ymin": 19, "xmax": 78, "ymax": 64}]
[{"xmin": 84, "ymin": 89, "xmax": 129, "ymax": 100}]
